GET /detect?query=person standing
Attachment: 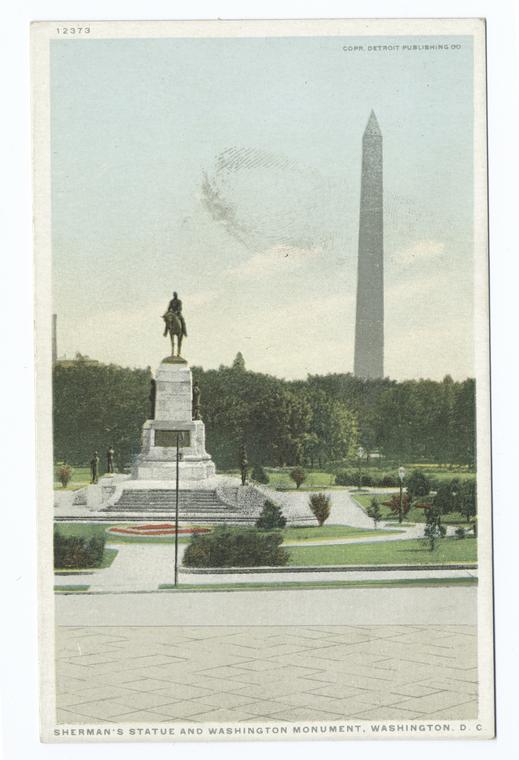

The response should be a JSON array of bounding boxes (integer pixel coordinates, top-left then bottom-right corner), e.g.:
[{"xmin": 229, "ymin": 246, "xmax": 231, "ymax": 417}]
[
  {"xmin": 90, "ymin": 451, "xmax": 100, "ymax": 484},
  {"xmin": 106, "ymin": 446, "xmax": 115, "ymax": 474}
]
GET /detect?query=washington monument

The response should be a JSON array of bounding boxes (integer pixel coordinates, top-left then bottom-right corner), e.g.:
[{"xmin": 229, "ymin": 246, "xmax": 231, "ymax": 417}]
[{"xmin": 353, "ymin": 110, "xmax": 384, "ymax": 379}]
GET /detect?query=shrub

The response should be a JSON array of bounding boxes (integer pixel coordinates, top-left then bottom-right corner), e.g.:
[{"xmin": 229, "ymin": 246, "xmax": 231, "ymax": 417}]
[
  {"xmin": 54, "ymin": 530, "xmax": 105, "ymax": 569},
  {"xmin": 367, "ymin": 497, "xmax": 382, "ymax": 527},
  {"xmin": 459, "ymin": 479, "xmax": 477, "ymax": 522},
  {"xmin": 381, "ymin": 474, "xmax": 397, "ymax": 487},
  {"xmin": 423, "ymin": 506, "xmax": 446, "ymax": 550},
  {"xmin": 309, "ymin": 492, "xmax": 331, "ymax": 526},
  {"xmin": 290, "ymin": 467, "xmax": 306, "ymax": 489},
  {"xmin": 382, "ymin": 493, "xmax": 411, "ymax": 522},
  {"xmin": 56, "ymin": 463, "xmax": 73, "ymax": 488},
  {"xmin": 361, "ymin": 474, "xmax": 373, "ymax": 487},
  {"xmin": 455, "ymin": 527, "xmax": 466, "ymax": 540},
  {"xmin": 335, "ymin": 470, "xmax": 355, "ymax": 486},
  {"xmin": 406, "ymin": 470, "xmax": 431, "ymax": 501},
  {"xmin": 182, "ymin": 527, "xmax": 288, "ymax": 567},
  {"xmin": 256, "ymin": 500, "xmax": 286, "ymax": 530},
  {"xmin": 251, "ymin": 465, "xmax": 269, "ymax": 484}
]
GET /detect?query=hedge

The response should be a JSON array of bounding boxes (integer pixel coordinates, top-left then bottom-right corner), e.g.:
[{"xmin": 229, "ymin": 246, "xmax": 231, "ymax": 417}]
[
  {"xmin": 183, "ymin": 526, "xmax": 288, "ymax": 567},
  {"xmin": 54, "ymin": 530, "xmax": 106, "ymax": 569}
]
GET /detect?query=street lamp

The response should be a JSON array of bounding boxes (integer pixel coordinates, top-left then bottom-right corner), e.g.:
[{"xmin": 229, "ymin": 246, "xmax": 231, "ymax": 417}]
[
  {"xmin": 174, "ymin": 433, "xmax": 184, "ymax": 587},
  {"xmin": 398, "ymin": 466, "xmax": 406, "ymax": 524},
  {"xmin": 357, "ymin": 446, "xmax": 365, "ymax": 491}
]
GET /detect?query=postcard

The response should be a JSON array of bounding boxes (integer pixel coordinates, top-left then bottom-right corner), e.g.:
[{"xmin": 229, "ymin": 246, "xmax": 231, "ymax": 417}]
[{"xmin": 32, "ymin": 18, "xmax": 493, "ymax": 742}]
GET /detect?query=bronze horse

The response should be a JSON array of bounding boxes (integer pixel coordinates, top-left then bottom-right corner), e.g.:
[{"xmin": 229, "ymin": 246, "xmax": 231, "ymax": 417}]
[{"xmin": 162, "ymin": 311, "xmax": 184, "ymax": 357}]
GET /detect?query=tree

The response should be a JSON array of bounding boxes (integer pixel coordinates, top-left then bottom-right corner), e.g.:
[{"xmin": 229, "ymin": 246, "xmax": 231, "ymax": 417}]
[
  {"xmin": 53, "ymin": 362, "xmax": 151, "ymax": 467},
  {"xmin": 309, "ymin": 493, "xmax": 331, "ymax": 526},
  {"xmin": 255, "ymin": 500, "xmax": 286, "ymax": 530},
  {"xmin": 367, "ymin": 497, "xmax": 382, "ymax": 528},
  {"xmin": 251, "ymin": 464, "xmax": 269, "ymax": 484},
  {"xmin": 56, "ymin": 463, "xmax": 73, "ymax": 488},
  {"xmin": 232, "ymin": 352, "xmax": 246, "ymax": 371},
  {"xmin": 433, "ymin": 480, "xmax": 459, "ymax": 516},
  {"xmin": 290, "ymin": 467, "xmax": 306, "ymax": 489},
  {"xmin": 459, "ymin": 479, "xmax": 477, "ymax": 523},
  {"xmin": 423, "ymin": 506, "xmax": 446, "ymax": 551},
  {"xmin": 406, "ymin": 470, "xmax": 431, "ymax": 502},
  {"xmin": 383, "ymin": 493, "xmax": 411, "ymax": 521}
]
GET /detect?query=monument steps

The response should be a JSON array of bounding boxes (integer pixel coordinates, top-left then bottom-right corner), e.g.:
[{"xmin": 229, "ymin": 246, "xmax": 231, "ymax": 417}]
[{"xmin": 104, "ymin": 488, "xmax": 261, "ymax": 523}]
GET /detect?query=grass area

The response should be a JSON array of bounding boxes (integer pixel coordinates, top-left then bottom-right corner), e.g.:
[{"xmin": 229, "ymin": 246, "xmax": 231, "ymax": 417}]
[
  {"xmin": 287, "ymin": 537, "xmax": 477, "ymax": 566},
  {"xmin": 54, "ymin": 585, "xmax": 90, "ymax": 592},
  {"xmin": 280, "ymin": 525, "xmax": 403, "ymax": 543},
  {"xmin": 53, "ymin": 522, "xmax": 401, "ymax": 546},
  {"xmin": 54, "ymin": 465, "xmax": 92, "ymax": 491},
  {"xmin": 54, "ymin": 522, "xmax": 198, "ymax": 544},
  {"xmin": 157, "ymin": 577, "xmax": 477, "ymax": 592},
  {"xmin": 352, "ymin": 492, "xmax": 475, "ymax": 527},
  {"xmin": 54, "ymin": 465, "xmax": 128, "ymax": 490}
]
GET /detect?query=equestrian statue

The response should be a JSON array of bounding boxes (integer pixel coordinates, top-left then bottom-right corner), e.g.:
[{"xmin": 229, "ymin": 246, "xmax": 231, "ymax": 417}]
[{"xmin": 162, "ymin": 291, "xmax": 188, "ymax": 357}]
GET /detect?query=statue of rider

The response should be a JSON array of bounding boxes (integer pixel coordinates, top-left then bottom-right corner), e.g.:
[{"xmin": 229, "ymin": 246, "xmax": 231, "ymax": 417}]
[{"xmin": 163, "ymin": 291, "xmax": 187, "ymax": 337}]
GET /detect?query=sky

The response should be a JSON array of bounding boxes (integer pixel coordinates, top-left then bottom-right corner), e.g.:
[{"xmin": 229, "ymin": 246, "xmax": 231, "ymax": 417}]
[{"xmin": 51, "ymin": 35, "xmax": 475, "ymax": 380}]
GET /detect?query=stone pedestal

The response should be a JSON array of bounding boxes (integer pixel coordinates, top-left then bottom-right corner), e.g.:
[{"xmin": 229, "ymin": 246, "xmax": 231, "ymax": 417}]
[{"xmin": 132, "ymin": 357, "xmax": 216, "ymax": 481}]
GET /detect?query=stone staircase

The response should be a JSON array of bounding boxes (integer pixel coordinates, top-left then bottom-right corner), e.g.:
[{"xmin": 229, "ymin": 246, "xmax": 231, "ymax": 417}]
[{"xmin": 103, "ymin": 488, "xmax": 260, "ymax": 524}]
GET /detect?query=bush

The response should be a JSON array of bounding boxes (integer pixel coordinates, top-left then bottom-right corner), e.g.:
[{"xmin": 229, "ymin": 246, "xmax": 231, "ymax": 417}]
[
  {"xmin": 367, "ymin": 497, "xmax": 382, "ymax": 527},
  {"xmin": 290, "ymin": 467, "xmax": 306, "ymax": 489},
  {"xmin": 335, "ymin": 470, "xmax": 355, "ymax": 486},
  {"xmin": 56, "ymin": 463, "xmax": 73, "ymax": 488},
  {"xmin": 382, "ymin": 493, "xmax": 411, "ymax": 522},
  {"xmin": 251, "ymin": 465, "xmax": 269, "ymax": 484},
  {"xmin": 455, "ymin": 527, "xmax": 466, "ymax": 540},
  {"xmin": 182, "ymin": 527, "xmax": 289, "ymax": 567},
  {"xmin": 406, "ymin": 469, "xmax": 431, "ymax": 501},
  {"xmin": 423, "ymin": 506, "xmax": 446, "ymax": 550},
  {"xmin": 459, "ymin": 479, "xmax": 477, "ymax": 522},
  {"xmin": 361, "ymin": 474, "xmax": 373, "ymax": 487},
  {"xmin": 381, "ymin": 474, "xmax": 397, "ymax": 487},
  {"xmin": 54, "ymin": 530, "xmax": 106, "ymax": 569},
  {"xmin": 255, "ymin": 500, "xmax": 286, "ymax": 529},
  {"xmin": 309, "ymin": 492, "xmax": 331, "ymax": 526}
]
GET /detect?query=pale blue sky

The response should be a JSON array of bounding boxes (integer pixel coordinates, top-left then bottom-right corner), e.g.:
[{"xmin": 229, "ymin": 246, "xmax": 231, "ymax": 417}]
[{"xmin": 51, "ymin": 35, "xmax": 474, "ymax": 379}]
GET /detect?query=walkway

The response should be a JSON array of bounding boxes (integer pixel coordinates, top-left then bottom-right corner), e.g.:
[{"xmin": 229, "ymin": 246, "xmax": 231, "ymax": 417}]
[{"xmin": 54, "ymin": 541, "xmax": 476, "ymax": 592}]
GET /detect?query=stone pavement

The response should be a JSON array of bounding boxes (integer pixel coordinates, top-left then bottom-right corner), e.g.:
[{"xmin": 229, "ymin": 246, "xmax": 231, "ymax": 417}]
[{"xmin": 55, "ymin": 624, "xmax": 478, "ymax": 724}]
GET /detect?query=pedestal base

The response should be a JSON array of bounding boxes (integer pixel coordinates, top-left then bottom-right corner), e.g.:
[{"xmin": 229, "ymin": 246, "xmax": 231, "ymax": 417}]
[
  {"xmin": 132, "ymin": 459, "xmax": 216, "ymax": 481},
  {"xmin": 132, "ymin": 418, "xmax": 216, "ymax": 481}
]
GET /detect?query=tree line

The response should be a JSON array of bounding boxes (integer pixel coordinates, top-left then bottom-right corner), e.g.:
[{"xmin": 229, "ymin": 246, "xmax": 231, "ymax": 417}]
[{"xmin": 52, "ymin": 355, "xmax": 475, "ymax": 470}]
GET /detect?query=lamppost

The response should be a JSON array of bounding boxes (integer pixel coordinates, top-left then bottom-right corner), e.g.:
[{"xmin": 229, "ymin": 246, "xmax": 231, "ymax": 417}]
[
  {"xmin": 357, "ymin": 446, "xmax": 365, "ymax": 491},
  {"xmin": 174, "ymin": 433, "xmax": 184, "ymax": 587},
  {"xmin": 398, "ymin": 466, "xmax": 406, "ymax": 523}
]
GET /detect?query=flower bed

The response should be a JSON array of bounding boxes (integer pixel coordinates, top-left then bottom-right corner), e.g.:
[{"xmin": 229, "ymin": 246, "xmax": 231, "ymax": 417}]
[{"xmin": 106, "ymin": 524, "xmax": 210, "ymax": 537}]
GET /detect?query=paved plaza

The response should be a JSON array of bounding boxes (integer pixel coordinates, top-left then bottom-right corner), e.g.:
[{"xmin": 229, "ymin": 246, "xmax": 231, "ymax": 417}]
[
  {"xmin": 55, "ymin": 624, "xmax": 478, "ymax": 724},
  {"xmin": 54, "ymin": 584, "xmax": 478, "ymax": 725}
]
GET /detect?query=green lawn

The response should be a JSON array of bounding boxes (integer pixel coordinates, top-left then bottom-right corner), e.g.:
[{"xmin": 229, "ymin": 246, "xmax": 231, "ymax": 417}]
[
  {"xmin": 54, "ymin": 464, "xmax": 128, "ymax": 490},
  {"xmin": 287, "ymin": 537, "xmax": 477, "ymax": 566},
  {"xmin": 158, "ymin": 576, "xmax": 477, "ymax": 592},
  {"xmin": 280, "ymin": 525, "xmax": 403, "ymax": 543},
  {"xmin": 54, "ymin": 522, "xmax": 204, "ymax": 544},
  {"xmin": 220, "ymin": 468, "xmax": 346, "ymax": 491},
  {"xmin": 352, "ymin": 492, "xmax": 475, "ymax": 527}
]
